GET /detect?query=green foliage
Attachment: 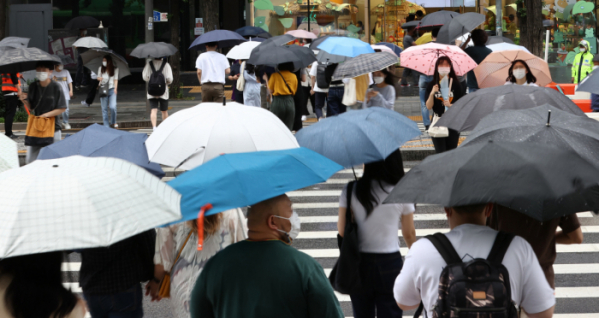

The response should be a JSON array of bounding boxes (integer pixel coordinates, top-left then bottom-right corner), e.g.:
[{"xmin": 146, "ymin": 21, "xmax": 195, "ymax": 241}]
[
  {"xmin": 274, "ymin": 6, "xmax": 286, "ymax": 15},
  {"xmin": 14, "ymin": 107, "xmax": 28, "ymax": 122}
]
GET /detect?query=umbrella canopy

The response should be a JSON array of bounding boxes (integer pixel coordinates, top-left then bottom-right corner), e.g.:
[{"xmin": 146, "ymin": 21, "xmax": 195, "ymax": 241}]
[
  {"xmin": 383, "ymin": 141, "xmax": 599, "ymax": 222},
  {"xmin": 226, "ymin": 41, "xmax": 262, "ymax": 60},
  {"xmin": 474, "ymin": 50, "xmax": 551, "ymax": 88},
  {"xmin": 254, "ymin": 34, "xmax": 295, "ymax": 49},
  {"xmin": 317, "ymin": 37, "xmax": 375, "ymax": 58},
  {"xmin": 436, "ymin": 85, "xmax": 585, "ymax": 132},
  {"xmin": 436, "ymin": 12, "xmax": 485, "ymax": 44},
  {"xmin": 145, "ymin": 102, "xmax": 299, "ymax": 170},
  {"xmin": 0, "ymin": 47, "xmax": 61, "ymax": 74},
  {"xmin": 0, "ymin": 37, "xmax": 29, "ymax": 49},
  {"xmin": 130, "ymin": 42, "xmax": 177, "ymax": 59},
  {"xmin": 295, "ymin": 108, "xmax": 420, "ymax": 168},
  {"xmin": 575, "ymin": 68, "xmax": 599, "ymax": 95},
  {"xmin": 418, "ymin": 10, "xmax": 461, "ymax": 30},
  {"xmin": 487, "ymin": 43, "xmax": 530, "ymax": 53},
  {"xmin": 400, "ymin": 42, "xmax": 477, "ymax": 76},
  {"xmin": 332, "ymin": 52, "xmax": 398, "ymax": 80},
  {"xmin": 81, "ymin": 48, "xmax": 131, "ymax": 80},
  {"xmin": 401, "ymin": 21, "xmax": 420, "ymax": 29},
  {"xmin": 0, "ymin": 134, "xmax": 19, "ymax": 173},
  {"xmin": 38, "ymin": 123, "xmax": 164, "ymax": 178},
  {"xmin": 168, "ymin": 148, "xmax": 343, "ymax": 221},
  {"xmin": 286, "ymin": 30, "xmax": 317, "ymax": 39},
  {"xmin": 0, "ymin": 156, "xmax": 182, "ymax": 258},
  {"xmin": 235, "ymin": 26, "xmax": 267, "ymax": 38},
  {"xmin": 371, "ymin": 45, "xmax": 396, "ymax": 56},
  {"xmin": 247, "ymin": 44, "xmax": 316, "ymax": 69},
  {"xmin": 310, "ymin": 35, "xmax": 341, "ymax": 50},
  {"xmin": 414, "ymin": 32, "xmax": 433, "ymax": 45},
  {"xmin": 65, "ymin": 16, "xmax": 100, "ymax": 30},
  {"xmin": 256, "ymin": 32, "xmax": 272, "ymax": 39},
  {"xmin": 72, "ymin": 36, "xmax": 107, "ymax": 49},
  {"xmin": 377, "ymin": 42, "xmax": 403, "ymax": 56},
  {"xmin": 189, "ymin": 29, "xmax": 247, "ymax": 50},
  {"xmin": 315, "ymin": 49, "xmax": 350, "ymax": 63},
  {"xmin": 486, "ymin": 36, "xmax": 514, "ymax": 45}
]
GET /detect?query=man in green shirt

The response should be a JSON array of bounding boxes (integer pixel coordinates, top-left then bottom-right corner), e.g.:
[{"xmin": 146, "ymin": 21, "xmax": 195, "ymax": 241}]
[{"xmin": 190, "ymin": 194, "xmax": 344, "ymax": 318}]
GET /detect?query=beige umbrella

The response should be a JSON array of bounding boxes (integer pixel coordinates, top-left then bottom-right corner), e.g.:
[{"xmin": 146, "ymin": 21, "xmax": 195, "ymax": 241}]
[{"xmin": 474, "ymin": 50, "xmax": 552, "ymax": 88}]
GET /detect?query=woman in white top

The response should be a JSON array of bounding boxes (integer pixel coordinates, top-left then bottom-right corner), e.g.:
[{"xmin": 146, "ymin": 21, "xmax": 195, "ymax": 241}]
[
  {"xmin": 504, "ymin": 60, "xmax": 538, "ymax": 87},
  {"xmin": 97, "ymin": 55, "xmax": 120, "ymax": 128},
  {"xmin": 243, "ymin": 63, "xmax": 262, "ymax": 107},
  {"xmin": 337, "ymin": 149, "xmax": 416, "ymax": 318}
]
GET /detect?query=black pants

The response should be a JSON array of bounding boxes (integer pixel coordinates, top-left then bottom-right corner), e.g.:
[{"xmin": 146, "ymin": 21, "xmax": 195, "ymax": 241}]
[
  {"xmin": 308, "ymin": 87, "xmax": 316, "ymax": 114},
  {"xmin": 75, "ymin": 55, "xmax": 90, "ymax": 86},
  {"xmin": 327, "ymin": 86, "xmax": 347, "ymax": 117},
  {"xmin": 432, "ymin": 128, "xmax": 460, "ymax": 153},
  {"xmin": 3, "ymin": 95, "xmax": 18, "ymax": 136},
  {"xmin": 86, "ymin": 79, "xmax": 99, "ymax": 105}
]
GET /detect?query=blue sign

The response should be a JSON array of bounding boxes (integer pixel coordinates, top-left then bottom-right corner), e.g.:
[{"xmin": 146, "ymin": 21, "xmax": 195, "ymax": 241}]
[{"xmin": 153, "ymin": 11, "xmax": 160, "ymax": 22}]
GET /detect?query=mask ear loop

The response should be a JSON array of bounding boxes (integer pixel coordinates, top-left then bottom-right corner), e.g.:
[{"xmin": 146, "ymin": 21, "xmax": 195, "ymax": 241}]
[{"xmin": 197, "ymin": 203, "xmax": 214, "ymax": 251}]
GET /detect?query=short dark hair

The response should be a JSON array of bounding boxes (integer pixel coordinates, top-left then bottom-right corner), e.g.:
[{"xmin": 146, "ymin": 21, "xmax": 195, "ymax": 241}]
[
  {"xmin": 277, "ymin": 62, "xmax": 295, "ymax": 72},
  {"xmin": 451, "ymin": 204, "xmax": 488, "ymax": 215},
  {"xmin": 431, "ymin": 27, "xmax": 440, "ymax": 38},
  {"xmin": 406, "ymin": 14, "xmax": 415, "ymax": 22},
  {"xmin": 416, "ymin": 10, "xmax": 424, "ymax": 17},
  {"xmin": 35, "ymin": 61, "xmax": 55, "ymax": 70},
  {"xmin": 471, "ymin": 29, "xmax": 488, "ymax": 46},
  {"xmin": 205, "ymin": 42, "xmax": 218, "ymax": 48}
]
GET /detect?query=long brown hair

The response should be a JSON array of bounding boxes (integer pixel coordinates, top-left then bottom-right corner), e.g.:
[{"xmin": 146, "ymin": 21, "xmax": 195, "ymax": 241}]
[
  {"xmin": 101, "ymin": 55, "xmax": 115, "ymax": 77},
  {"xmin": 188, "ymin": 213, "xmax": 223, "ymax": 236},
  {"xmin": 506, "ymin": 59, "xmax": 537, "ymax": 84},
  {"xmin": 432, "ymin": 56, "xmax": 459, "ymax": 85}
]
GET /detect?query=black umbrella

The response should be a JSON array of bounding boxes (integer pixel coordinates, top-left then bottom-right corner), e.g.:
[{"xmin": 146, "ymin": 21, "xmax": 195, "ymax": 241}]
[
  {"xmin": 254, "ymin": 34, "xmax": 295, "ymax": 49},
  {"xmin": 401, "ymin": 21, "xmax": 420, "ymax": 29},
  {"xmin": 486, "ymin": 36, "xmax": 514, "ymax": 45},
  {"xmin": 188, "ymin": 30, "xmax": 247, "ymax": 50},
  {"xmin": 235, "ymin": 26, "xmax": 266, "ymax": 38},
  {"xmin": 130, "ymin": 42, "xmax": 178, "ymax": 59},
  {"xmin": 0, "ymin": 47, "xmax": 61, "ymax": 73},
  {"xmin": 0, "ymin": 37, "xmax": 29, "ymax": 48},
  {"xmin": 384, "ymin": 140, "xmax": 599, "ymax": 222},
  {"xmin": 65, "ymin": 16, "xmax": 100, "ymax": 30},
  {"xmin": 436, "ymin": 85, "xmax": 585, "ymax": 132},
  {"xmin": 418, "ymin": 10, "xmax": 461, "ymax": 30},
  {"xmin": 436, "ymin": 12, "xmax": 485, "ymax": 44},
  {"xmin": 574, "ymin": 68, "xmax": 599, "ymax": 95},
  {"xmin": 256, "ymin": 32, "xmax": 272, "ymax": 39},
  {"xmin": 247, "ymin": 45, "xmax": 316, "ymax": 69}
]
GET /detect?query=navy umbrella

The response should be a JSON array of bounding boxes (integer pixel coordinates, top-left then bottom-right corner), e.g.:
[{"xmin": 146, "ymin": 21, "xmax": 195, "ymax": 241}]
[
  {"xmin": 38, "ymin": 124, "xmax": 164, "ymax": 178},
  {"xmin": 295, "ymin": 108, "xmax": 421, "ymax": 168},
  {"xmin": 377, "ymin": 42, "xmax": 403, "ymax": 56},
  {"xmin": 235, "ymin": 26, "xmax": 267, "ymax": 38},
  {"xmin": 189, "ymin": 30, "xmax": 247, "ymax": 50},
  {"xmin": 248, "ymin": 44, "xmax": 316, "ymax": 69}
]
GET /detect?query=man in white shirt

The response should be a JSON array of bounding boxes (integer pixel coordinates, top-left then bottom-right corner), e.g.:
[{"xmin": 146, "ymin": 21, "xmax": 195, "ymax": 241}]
[
  {"xmin": 195, "ymin": 42, "xmax": 231, "ymax": 102},
  {"xmin": 309, "ymin": 62, "xmax": 328, "ymax": 120},
  {"xmin": 393, "ymin": 203, "xmax": 555, "ymax": 318}
]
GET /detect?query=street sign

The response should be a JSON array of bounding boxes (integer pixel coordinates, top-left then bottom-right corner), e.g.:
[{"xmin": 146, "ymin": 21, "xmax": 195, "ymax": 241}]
[
  {"xmin": 194, "ymin": 27, "xmax": 204, "ymax": 36},
  {"xmin": 194, "ymin": 18, "xmax": 204, "ymax": 36},
  {"xmin": 153, "ymin": 11, "xmax": 168, "ymax": 22}
]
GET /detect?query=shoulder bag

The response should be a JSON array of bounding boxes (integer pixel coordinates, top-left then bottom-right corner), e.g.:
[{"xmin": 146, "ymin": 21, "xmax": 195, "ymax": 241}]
[
  {"xmin": 24, "ymin": 83, "xmax": 55, "ymax": 147},
  {"xmin": 158, "ymin": 229, "xmax": 193, "ymax": 298},
  {"xmin": 428, "ymin": 78, "xmax": 452, "ymax": 138},
  {"xmin": 342, "ymin": 78, "xmax": 357, "ymax": 106},
  {"xmin": 236, "ymin": 61, "xmax": 246, "ymax": 92}
]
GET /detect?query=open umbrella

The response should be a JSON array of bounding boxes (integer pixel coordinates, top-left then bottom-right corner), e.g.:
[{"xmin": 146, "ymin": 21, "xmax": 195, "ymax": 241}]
[
  {"xmin": 332, "ymin": 52, "xmax": 398, "ymax": 80},
  {"xmin": 575, "ymin": 67, "xmax": 599, "ymax": 95},
  {"xmin": 414, "ymin": 32, "xmax": 433, "ymax": 45},
  {"xmin": 0, "ymin": 134, "xmax": 19, "ymax": 173},
  {"xmin": 295, "ymin": 107, "xmax": 420, "ymax": 168},
  {"xmin": 383, "ymin": 141, "xmax": 599, "ymax": 222},
  {"xmin": 315, "ymin": 49, "xmax": 350, "ymax": 63},
  {"xmin": 168, "ymin": 147, "xmax": 342, "ymax": 221},
  {"xmin": 436, "ymin": 12, "xmax": 485, "ymax": 44},
  {"xmin": 0, "ymin": 37, "xmax": 29, "ymax": 49},
  {"xmin": 235, "ymin": 26, "xmax": 267, "ymax": 38},
  {"xmin": 38, "ymin": 124, "xmax": 164, "ymax": 178},
  {"xmin": 247, "ymin": 44, "xmax": 316, "ymax": 69},
  {"xmin": 371, "ymin": 45, "xmax": 396, "ymax": 56},
  {"xmin": 317, "ymin": 37, "xmax": 375, "ymax": 58},
  {"xmin": 487, "ymin": 43, "xmax": 530, "ymax": 53},
  {"xmin": 0, "ymin": 156, "xmax": 181, "ymax": 258},
  {"xmin": 474, "ymin": 50, "xmax": 551, "ymax": 88},
  {"xmin": 486, "ymin": 36, "xmax": 514, "ymax": 45},
  {"xmin": 400, "ymin": 43, "xmax": 477, "ymax": 76},
  {"xmin": 65, "ymin": 16, "xmax": 100, "ymax": 30},
  {"xmin": 189, "ymin": 29, "xmax": 246, "ymax": 50},
  {"xmin": 81, "ymin": 48, "xmax": 131, "ymax": 80},
  {"xmin": 254, "ymin": 34, "xmax": 295, "ymax": 49},
  {"xmin": 286, "ymin": 30, "xmax": 317, "ymax": 39},
  {"xmin": 226, "ymin": 41, "xmax": 262, "ymax": 60},
  {"xmin": 130, "ymin": 42, "xmax": 177, "ymax": 59},
  {"xmin": 418, "ymin": 10, "xmax": 461, "ymax": 30},
  {"xmin": 145, "ymin": 102, "xmax": 299, "ymax": 170},
  {"xmin": 401, "ymin": 21, "xmax": 420, "ymax": 29},
  {"xmin": 310, "ymin": 35, "xmax": 341, "ymax": 50},
  {"xmin": 72, "ymin": 36, "xmax": 107, "ymax": 49},
  {"xmin": 377, "ymin": 42, "xmax": 403, "ymax": 56},
  {"xmin": 436, "ymin": 85, "xmax": 585, "ymax": 132},
  {"xmin": 0, "ymin": 47, "xmax": 61, "ymax": 74}
]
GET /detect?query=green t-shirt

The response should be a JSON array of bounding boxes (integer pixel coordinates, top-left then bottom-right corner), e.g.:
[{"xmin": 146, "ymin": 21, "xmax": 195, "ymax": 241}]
[{"xmin": 190, "ymin": 240, "xmax": 344, "ymax": 318}]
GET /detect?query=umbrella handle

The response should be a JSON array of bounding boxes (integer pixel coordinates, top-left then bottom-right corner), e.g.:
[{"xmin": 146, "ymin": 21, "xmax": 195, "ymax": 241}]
[{"xmin": 197, "ymin": 203, "xmax": 214, "ymax": 251}]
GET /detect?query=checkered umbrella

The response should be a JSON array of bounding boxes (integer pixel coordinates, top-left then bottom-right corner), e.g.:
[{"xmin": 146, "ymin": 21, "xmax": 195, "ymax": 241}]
[
  {"xmin": 0, "ymin": 156, "xmax": 182, "ymax": 258},
  {"xmin": 0, "ymin": 134, "xmax": 19, "ymax": 174},
  {"xmin": 332, "ymin": 52, "xmax": 398, "ymax": 80}
]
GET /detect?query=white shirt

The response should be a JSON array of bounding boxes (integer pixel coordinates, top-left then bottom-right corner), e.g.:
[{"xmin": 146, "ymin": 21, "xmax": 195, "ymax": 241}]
[
  {"xmin": 309, "ymin": 62, "xmax": 329, "ymax": 93},
  {"xmin": 52, "ymin": 69, "xmax": 73, "ymax": 101},
  {"xmin": 504, "ymin": 81, "xmax": 539, "ymax": 87},
  {"xmin": 339, "ymin": 182, "xmax": 415, "ymax": 253},
  {"xmin": 98, "ymin": 67, "xmax": 119, "ymax": 90},
  {"xmin": 393, "ymin": 224, "xmax": 555, "ymax": 317},
  {"xmin": 195, "ymin": 51, "xmax": 230, "ymax": 84},
  {"xmin": 142, "ymin": 59, "xmax": 174, "ymax": 100}
]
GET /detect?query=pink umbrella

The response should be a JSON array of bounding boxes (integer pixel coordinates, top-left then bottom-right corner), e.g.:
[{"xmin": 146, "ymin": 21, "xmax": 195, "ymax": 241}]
[
  {"xmin": 400, "ymin": 43, "xmax": 477, "ymax": 76},
  {"xmin": 371, "ymin": 45, "xmax": 398, "ymax": 57},
  {"xmin": 474, "ymin": 50, "xmax": 552, "ymax": 88},
  {"xmin": 286, "ymin": 30, "xmax": 318, "ymax": 39}
]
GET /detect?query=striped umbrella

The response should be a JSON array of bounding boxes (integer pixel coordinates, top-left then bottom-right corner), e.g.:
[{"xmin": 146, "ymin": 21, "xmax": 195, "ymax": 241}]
[{"xmin": 332, "ymin": 52, "xmax": 398, "ymax": 80}]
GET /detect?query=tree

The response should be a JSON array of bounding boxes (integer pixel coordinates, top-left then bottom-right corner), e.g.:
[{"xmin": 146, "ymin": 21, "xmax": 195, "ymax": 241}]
[
  {"xmin": 0, "ymin": 0, "xmax": 7, "ymax": 39},
  {"xmin": 201, "ymin": 0, "xmax": 219, "ymax": 33},
  {"xmin": 517, "ymin": 0, "xmax": 544, "ymax": 56},
  {"xmin": 170, "ymin": 0, "xmax": 182, "ymax": 97}
]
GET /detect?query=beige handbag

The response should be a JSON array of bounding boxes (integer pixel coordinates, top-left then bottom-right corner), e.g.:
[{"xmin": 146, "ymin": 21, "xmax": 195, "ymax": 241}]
[
  {"xmin": 236, "ymin": 61, "xmax": 246, "ymax": 92},
  {"xmin": 428, "ymin": 114, "xmax": 449, "ymax": 138}
]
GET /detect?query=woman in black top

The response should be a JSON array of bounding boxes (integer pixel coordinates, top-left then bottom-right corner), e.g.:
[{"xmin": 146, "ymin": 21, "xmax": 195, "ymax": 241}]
[{"xmin": 425, "ymin": 56, "xmax": 464, "ymax": 153}]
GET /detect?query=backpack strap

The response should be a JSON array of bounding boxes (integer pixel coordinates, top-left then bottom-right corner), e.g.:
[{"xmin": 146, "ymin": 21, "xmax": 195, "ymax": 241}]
[
  {"xmin": 158, "ymin": 59, "xmax": 167, "ymax": 72},
  {"xmin": 149, "ymin": 60, "xmax": 157, "ymax": 73},
  {"xmin": 425, "ymin": 233, "xmax": 462, "ymax": 265},
  {"xmin": 487, "ymin": 231, "xmax": 515, "ymax": 264}
]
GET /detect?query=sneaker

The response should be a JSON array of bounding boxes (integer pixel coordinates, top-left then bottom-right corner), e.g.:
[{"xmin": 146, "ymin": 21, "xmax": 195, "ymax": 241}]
[
  {"xmin": 6, "ymin": 134, "xmax": 18, "ymax": 140},
  {"xmin": 61, "ymin": 122, "xmax": 66, "ymax": 129},
  {"xmin": 64, "ymin": 123, "xmax": 71, "ymax": 130},
  {"xmin": 301, "ymin": 115, "xmax": 307, "ymax": 121},
  {"xmin": 81, "ymin": 101, "xmax": 91, "ymax": 107}
]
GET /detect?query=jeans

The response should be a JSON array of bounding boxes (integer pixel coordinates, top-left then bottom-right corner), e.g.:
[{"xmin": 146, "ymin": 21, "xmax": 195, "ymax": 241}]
[
  {"xmin": 100, "ymin": 88, "xmax": 117, "ymax": 127},
  {"xmin": 62, "ymin": 100, "xmax": 69, "ymax": 124},
  {"xmin": 84, "ymin": 284, "xmax": 143, "ymax": 318},
  {"xmin": 350, "ymin": 252, "xmax": 404, "ymax": 318},
  {"xmin": 26, "ymin": 130, "xmax": 62, "ymax": 164},
  {"xmin": 327, "ymin": 86, "xmax": 347, "ymax": 117},
  {"xmin": 75, "ymin": 55, "xmax": 90, "ymax": 86},
  {"xmin": 3, "ymin": 95, "xmax": 18, "ymax": 136},
  {"xmin": 314, "ymin": 92, "xmax": 327, "ymax": 119},
  {"xmin": 419, "ymin": 74, "xmax": 433, "ymax": 127}
]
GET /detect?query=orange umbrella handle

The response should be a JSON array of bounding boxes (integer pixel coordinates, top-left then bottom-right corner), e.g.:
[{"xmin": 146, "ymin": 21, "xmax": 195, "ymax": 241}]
[{"xmin": 197, "ymin": 203, "xmax": 213, "ymax": 251}]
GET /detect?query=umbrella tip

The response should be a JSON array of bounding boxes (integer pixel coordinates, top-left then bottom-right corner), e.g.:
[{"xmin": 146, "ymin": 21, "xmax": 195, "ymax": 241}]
[{"xmin": 547, "ymin": 109, "xmax": 551, "ymax": 126}]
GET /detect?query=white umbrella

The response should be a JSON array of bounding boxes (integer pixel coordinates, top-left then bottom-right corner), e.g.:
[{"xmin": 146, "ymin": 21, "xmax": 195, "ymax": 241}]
[
  {"xmin": 0, "ymin": 156, "xmax": 182, "ymax": 258},
  {"xmin": 0, "ymin": 134, "xmax": 19, "ymax": 173},
  {"xmin": 145, "ymin": 102, "xmax": 300, "ymax": 170},
  {"xmin": 487, "ymin": 43, "xmax": 531, "ymax": 54},
  {"xmin": 72, "ymin": 36, "xmax": 108, "ymax": 49},
  {"xmin": 226, "ymin": 41, "xmax": 262, "ymax": 60}
]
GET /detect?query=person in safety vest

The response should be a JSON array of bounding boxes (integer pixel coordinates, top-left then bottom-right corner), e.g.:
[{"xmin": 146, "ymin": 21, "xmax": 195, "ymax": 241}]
[
  {"xmin": 2, "ymin": 72, "xmax": 21, "ymax": 139},
  {"xmin": 572, "ymin": 40, "xmax": 594, "ymax": 84}
]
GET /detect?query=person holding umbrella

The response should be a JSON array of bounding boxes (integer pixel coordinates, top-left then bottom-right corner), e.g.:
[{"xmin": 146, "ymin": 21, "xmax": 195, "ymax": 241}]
[
  {"xmin": 52, "ymin": 62, "xmax": 73, "ymax": 130},
  {"xmin": 195, "ymin": 42, "xmax": 231, "ymax": 102},
  {"xmin": 462, "ymin": 29, "xmax": 492, "ymax": 93},
  {"xmin": 143, "ymin": 57, "xmax": 173, "ymax": 130},
  {"xmin": 365, "ymin": 68, "xmax": 398, "ymax": 110},
  {"xmin": 504, "ymin": 60, "xmax": 538, "ymax": 86},
  {"xmin": 268, "ymin": 62, "xmax": 297, "ymax": 130},
  {"xmin": 243, "ymin": 63, "xmax": 262, "ymax": 107},
  {"xmin": 97, "ymin": 55, "xmax": 119, "ymax": 128}
]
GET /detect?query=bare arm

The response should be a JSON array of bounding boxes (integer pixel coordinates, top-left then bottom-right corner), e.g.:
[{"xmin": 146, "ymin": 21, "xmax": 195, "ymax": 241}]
[
  {"xmin": 337, "ymin": 207, "xmax": 346, "ymax": 237},
  {"xmin": 556, "ymin": 227, "xmax": 583, "ymax": 244},
  {"xmin": 225, "ymin": 67, "xmax": 231, "ymax": 75},
  {"xmin": 525, "ymin": 306, "xmax": 555, "ymax": 318},
  {"xmin": 397, "ymin": 303, "xmax": 420, "ymax": 311},
  {"xmin": 401, "ymin": 213, "xmax": 416, "ymax": 248},
  {"xmin": 68, "ymin": 82, "xmax": 73, "ymax": 98},
  {"xmin": 113, "ymin": 79, "xmax": 119, "ymax": 95},
  {"xmin": 301, "ymin": 72, "xmax": 307, "ymax": 82},
  {"xmin": 196, "ymin": 69, "xmax": 202, "ymax": 84},
  {"xmin": 426, "ymin": 89, "xmax": 436, "ymax": 110}
]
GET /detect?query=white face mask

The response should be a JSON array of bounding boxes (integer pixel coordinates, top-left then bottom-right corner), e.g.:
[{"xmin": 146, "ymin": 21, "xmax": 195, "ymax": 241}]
[
  {"xmin": 438, "ymin": 67, "xmax": 451, "ymax": 76},
  {"xmin": 580, "ymin": 47, "xmax": 586, "ymax": 53},
  {"xmin": 57, "ymin": 65, "xmax": 63, "ymax": 71},
  {"xmin": 102, "ymin": 61, "xmax": 107, "ymax": 67},
  {"xmin": 36, "ymin": 72, "xmax": 49, "ymax": 81},
  {"xmin": 274, "ymin": 211, "xmax": 301, "ymax": 242},
  {"xmin": 373, "ymin": 76, "xmax": 384, "ymax": 84},
  {"xmin": 513, "ymin": 69, "xmax": 526, "ymax": 80}
]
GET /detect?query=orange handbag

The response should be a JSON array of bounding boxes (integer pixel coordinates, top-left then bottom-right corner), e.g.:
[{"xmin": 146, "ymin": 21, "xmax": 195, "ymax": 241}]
[
  {"xmin": 158, "ymin": 230, "xmax": 193, "ymax": 298},
  {"xmin": 24, "ymin": 84, "xmax": 55, "ymax": 147}
]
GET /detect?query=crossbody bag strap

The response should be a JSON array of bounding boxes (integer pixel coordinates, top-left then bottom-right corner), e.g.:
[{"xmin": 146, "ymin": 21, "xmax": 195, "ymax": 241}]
[
  {"xmin": 169, "ymin": 230, "xmax": 193, "ymax": 273},
  {"xmin": 31, "ymin": 83, "xmax": 48, "ymax": 111},
  {"xmin": 345, "ymin": 181, "xmax": 355, "ymax": 224},
  {"xmin": 277, "ymin": 71, "xmax": 293, "ymax": 94}
]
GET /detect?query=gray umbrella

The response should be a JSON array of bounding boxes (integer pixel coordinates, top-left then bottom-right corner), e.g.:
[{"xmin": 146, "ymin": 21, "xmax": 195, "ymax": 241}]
[
  {"xmin": 436, "ymin": 12, "xmax": 485, "ymax": 44},
  {"xmin": 314, "ymin": 49, "xmax": 350, "ymax": 63},
  {"xmin": 81, "ymin": 48, "xmax": 131, "ymax": 80},
  {"xmin": 383, "ymin": 140, "xmax": 599, "ymax": 222},
  {"xmin": 130, "ymin": 42, "xmax": 178, "ymax": 59},
  {"xmin": 418, "ymin": 10, "xmax": 461, "ymax": 30},
  {"xmin": 436, "ymin": 85, "xmax": 585, "ymax": 132},
  {"xmin": 0, "ymin": 47, "xmax": 61, "ymax": 73},
  {"xmin": 486, "ymin": 36, "xmax": 514, "ymax": 45},
  {"xmin": 0, "ymin": 37, "xmax": 29, "ymax": 49},
  {"xmin": 332, "ymin": 52, "xmax": 398, "ymax": 80},
  {"xmin": 401, "ymin": 21, "xmax": 420, "ymax": 29},
  {"xmin": 247, "ymin": 45, "xmax": 316, "ymax": 69},
  {"xmin": 574, "ymin": 67, "xmax": 599, "ymax": 95}
]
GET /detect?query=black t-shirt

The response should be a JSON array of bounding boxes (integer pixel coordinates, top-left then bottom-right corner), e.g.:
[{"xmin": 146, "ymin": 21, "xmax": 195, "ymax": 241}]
[
  {"xmin": 425, "ymin": 78, "xmax": 464, "ymax": 116},
  {"xmin": 27, "ymin": 81, "xmax": 67, "ymax": 132}
]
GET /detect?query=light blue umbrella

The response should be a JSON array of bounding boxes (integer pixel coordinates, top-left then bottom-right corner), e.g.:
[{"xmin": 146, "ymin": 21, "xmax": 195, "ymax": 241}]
[
  {"xmin": 167, "ymin": 147, "xmax": 342, "ymax": 221},
  {"xmin": 295, "ymin": 108, "xmax": 421, "ymax": 168},
  {"xmin": 317, "ymin": 37, "xmax": 375, "ymax": 58}
]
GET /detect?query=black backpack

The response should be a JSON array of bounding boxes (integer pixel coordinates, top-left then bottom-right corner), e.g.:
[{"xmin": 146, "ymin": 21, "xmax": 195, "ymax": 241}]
[
  {"xmin": 148, "ymin": 59, "xmax": 167, "ymax": 97},
  {"xmin": 415, "ymin": 232, "xmax": 518, "ymax": 318},
  {"xmin": 316, "ymin": 63, "xmax": 336, "ymax": 89}
]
